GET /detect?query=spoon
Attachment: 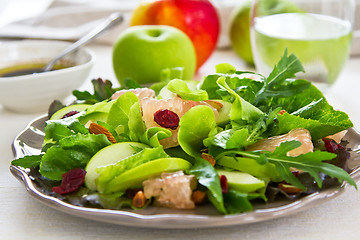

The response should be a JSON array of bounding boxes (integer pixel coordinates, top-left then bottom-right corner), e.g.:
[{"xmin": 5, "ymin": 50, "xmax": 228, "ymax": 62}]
[{"xmin": 41, "ymin": 12, "xmax": 123, "ymax": 72}]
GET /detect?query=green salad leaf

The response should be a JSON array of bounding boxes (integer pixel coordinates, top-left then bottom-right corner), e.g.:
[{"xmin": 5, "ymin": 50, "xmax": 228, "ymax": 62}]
[
  {"xmin": 40, "ymin": 133, "xmax": 112, "ymax": 180},
  {"xmin": 217, "ymin": 76, "xmax": 263, "ymax": 127},
  {"xmin": 166, "ymin": 79, "xmax": 208, "ymax": 101},
  {"xmin": 107, "ymin": 91, "xmax": 146, "ymax": 142},
  {"xmin": 223, "ymin": 190, "xmax": 254, "ymax": 214},
  {"xmin": 275, "ymin": 111, "xmax": 353, "ymax": 140},
  {"xmin": 217, "ymin": 141, "xmax": 357, "ymax": 190},
  {"xmin": 12, "ymin": 155, "xmax": 43, "ymax": 168},
  {"xmin": 140, "ymin": 127, "xmax": 172, "ymax": 148},
  {"xmin": 187, "ymin": 157, "xmax": 226, "ymax": 214},
  {"xmin": 73, "ymin": 78, "xmax": 120, "ymax": 104},
  {"xmin": 178, "ymin": 105, "xmax": 216, "ymax": 157}
]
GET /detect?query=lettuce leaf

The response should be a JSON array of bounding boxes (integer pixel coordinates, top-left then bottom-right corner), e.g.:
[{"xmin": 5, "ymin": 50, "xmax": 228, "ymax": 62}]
[
  {"xmin": 140, "ymin": 127, "xmax": 172, "ymax": 148},
  {"xmin": 178, "ymin": 105, "xmax": 216, "ymax": 157},
  {"xmin": 39, "ymin": 133, "xmax": 112, "ymax": 180},
  {"xmin": 11, "ymin": 155, "xmax": 43, "ymax": 168},
  {"xmin": 107, "ymin": 91, "xmax": 146, "ymax": 142},
  {"xmin": 216, "ymin": 76, "xmax": 263, "ymax": 127},
  {"xmin": 166, "ymin": 79, "xmax": 208, "ymax": 101},
  {"xmin": 275, "ymin": 111, "xmax": 353, "ymax": 140}
]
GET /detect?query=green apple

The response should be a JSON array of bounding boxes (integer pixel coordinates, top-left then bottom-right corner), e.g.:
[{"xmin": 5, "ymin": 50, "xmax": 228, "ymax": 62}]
[
  {"xmin": 217, "ymin": 169, "xmax": 265, "ymax": 193},
  {"xmin": 77, "ymin": 101, "xmax": 115, "ymax": 124},
  {"xmin": 50, "ymin": 104, "xmax": 91, "ymax": 120},
  {"xmin": 229, "ymin": 0, "xmax": 303, "ymax": 66},
  {"xmin": 104, "ymin": 158, "xmax": 192, "ymax": 194},
  {"xmin": 216, "ymin": 100, "xmax": 232, "ymax": 126},
  {"xmin": 85, "ymin": 142, "xmax": 149, "ymax": 190},
  {"xmin": 229, "ymin": 0, "xmax": 253, "ymax": 66},
  {"xmin": 112, "ymin": 25, "xmax": 197, "ymax": 86}
]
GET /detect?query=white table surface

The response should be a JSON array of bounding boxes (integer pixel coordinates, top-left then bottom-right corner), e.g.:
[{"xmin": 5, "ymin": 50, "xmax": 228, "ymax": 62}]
[{"xmin": 1, "ymin": 43, "xmax": 360, "ymax": 240}]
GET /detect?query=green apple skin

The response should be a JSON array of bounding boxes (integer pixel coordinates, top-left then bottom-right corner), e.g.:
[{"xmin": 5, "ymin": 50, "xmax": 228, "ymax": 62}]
[
  {"xmin": 229, "ymin": 0, "xmax": 303, "ymax": 66},
  {"xmin": 112, "ymin": 25, "xmax": 197, "ymax": 86},
  {"xmin": 78, "ymin": 112, "xmax": 109, "ymax": 125},
  {"xmin": 85, "ymin": 142, "xmax": 149, "ymax": 191},
  {"xmin": 216, "ymin": 100, "xmax": 232, "ymax": 126},
  {"xmin": 217, "ymin": 169, "xmax": 265, "ymax": 193},
  {"xmin": 104, "ymin": 158, "xmax": 192, "ymax": 194},
  {"xmin": 50, "ymin": 104, "xmax": 91, "ymax": 120},
  {"xmin": 229, "ymin": 0, "xmax": 253, "ymax": 66}
]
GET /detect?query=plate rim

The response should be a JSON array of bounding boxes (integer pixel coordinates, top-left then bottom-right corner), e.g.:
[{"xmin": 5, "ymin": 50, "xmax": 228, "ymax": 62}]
[{"xmin": 10, "ymin": 115, "xmax": 360, "ymax": 229}]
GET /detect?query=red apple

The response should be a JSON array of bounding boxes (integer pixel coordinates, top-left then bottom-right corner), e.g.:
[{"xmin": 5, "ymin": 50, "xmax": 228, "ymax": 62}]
[{"xmin": 130, "ymin": 0, "xmax": 220, "ymax": 70}]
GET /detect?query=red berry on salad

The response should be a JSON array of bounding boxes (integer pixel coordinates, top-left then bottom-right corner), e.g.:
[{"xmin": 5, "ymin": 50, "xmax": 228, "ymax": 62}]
[
  {"xmin": 61, "ymin": 110, "xmax": 80, "ymax": 119},
  {"xmin": 323, "ymin": 138, "xmax": 345, "ymax": 153},
  {"xmin": 52, "ymin": 168, "xmax": 86, "ymax": 195},
  {"xmin": 153, "ymin": 109, "xmax": 180, "ymax": 129},
  {"xmin": 220, "ymin": 175, "xmax": 228, "ymax": 194}
]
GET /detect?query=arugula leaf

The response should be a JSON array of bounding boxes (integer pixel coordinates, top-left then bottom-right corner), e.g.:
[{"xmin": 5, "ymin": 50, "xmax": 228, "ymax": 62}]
[
  {"xmin": 186, "ymin": 157, "xmax": 226, "ymax": 214},
  {"xmin": 166, "ymin": 79, "xmax": 208, "ymax": 101},
  {"xmin": 217, "ymin": 156, "xmax": 281, "ymax": 181},
  {"xmin": 253, "ymin": 49, "xmax": 307, "ymax": 109},
  {"xmin": 216, "ymin": 141, "xmax": 356, "ymax": 190},
  {"xmin": 40, "ymin": 133, "xmax": 112, "ymax": 180},
  {"xmin": 206, "ymin": 107, "xmax": 280, "ymax": 150},
  {"xmin": 178, "ymin": 105, "xmax": 216, "ymax": 157}
]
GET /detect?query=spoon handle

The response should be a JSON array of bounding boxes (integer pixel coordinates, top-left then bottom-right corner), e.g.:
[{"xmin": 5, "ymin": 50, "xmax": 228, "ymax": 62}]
[{"xmin": 43, "ymin": 12, "xmax": 123, "ymax": 72}]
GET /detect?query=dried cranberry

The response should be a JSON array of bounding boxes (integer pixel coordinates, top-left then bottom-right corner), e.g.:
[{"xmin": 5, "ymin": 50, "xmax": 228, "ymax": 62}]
[
  {"xmin": 220, "ymin": 175, "xmax": 228, "ymax": 194},
  {"xmin": 153, "ymin": 109, "xmax": 180, "ymax": 129},
  {"xmin": 62, "ymin": 110, "xmax": 79, "ymax": 119},
  {"xmin": 52, "ymin": 168, "xmax": 86, "ymax": 195},
  {"xmin": 322, "ymin": 138, "xmax": 344, "ymax": 153},
  {"xmin": 291, "ymin": 171, "xmax": 300, "ymax": 178}
]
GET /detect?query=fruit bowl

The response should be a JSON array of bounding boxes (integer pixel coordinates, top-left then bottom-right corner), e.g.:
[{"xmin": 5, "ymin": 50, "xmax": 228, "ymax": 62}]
[{"xmin": 0, "ymin": 40, "xmax": 95, "ymax": 113}]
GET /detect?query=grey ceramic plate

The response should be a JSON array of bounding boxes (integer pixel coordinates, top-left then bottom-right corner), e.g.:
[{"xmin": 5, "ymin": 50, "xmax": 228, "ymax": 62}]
[{"xmin": 10, "ymin": 115, "xmax": 360, "ymax": 229}]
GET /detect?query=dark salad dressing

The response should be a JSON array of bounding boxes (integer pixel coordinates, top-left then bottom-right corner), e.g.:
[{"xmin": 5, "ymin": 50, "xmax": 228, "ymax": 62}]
[{"xmin": 0, "ymin": 63, "xmax": 73, "ymax": 77}]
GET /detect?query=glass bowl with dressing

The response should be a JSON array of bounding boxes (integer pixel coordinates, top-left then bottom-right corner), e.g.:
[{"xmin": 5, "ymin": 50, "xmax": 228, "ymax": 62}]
[{"xmin": 0, "ymin": 40, "xmax": 95, "ymax": 113}]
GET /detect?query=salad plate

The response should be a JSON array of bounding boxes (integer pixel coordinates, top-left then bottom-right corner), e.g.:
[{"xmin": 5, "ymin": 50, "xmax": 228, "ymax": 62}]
[{"xmin": 10, "ymin": 114, "xmax": 360, "ymax": 229}]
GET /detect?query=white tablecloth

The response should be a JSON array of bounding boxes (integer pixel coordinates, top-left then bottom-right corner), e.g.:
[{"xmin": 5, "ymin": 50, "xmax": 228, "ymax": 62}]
[{"xmin": 1, "ymin": 44, "xmax": 360, "ymax": 240}]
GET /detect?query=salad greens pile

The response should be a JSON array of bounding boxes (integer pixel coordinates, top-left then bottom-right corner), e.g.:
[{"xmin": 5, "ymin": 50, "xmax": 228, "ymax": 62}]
[{"xmin": 12, "ymin": 50, "xmax": 356, "ymax": 215}]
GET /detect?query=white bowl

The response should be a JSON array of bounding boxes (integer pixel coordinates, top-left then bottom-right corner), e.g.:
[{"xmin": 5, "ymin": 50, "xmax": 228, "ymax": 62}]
[{"xmin": 0, "ymin": 40, "xmax": 95, "ymax": 113}]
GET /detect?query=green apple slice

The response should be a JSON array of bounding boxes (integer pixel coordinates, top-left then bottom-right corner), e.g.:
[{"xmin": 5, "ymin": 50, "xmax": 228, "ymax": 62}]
[
  {"xmin": 85, "ymin": 142, "xmax": 149, "ymax": 191},
  {"xmin": 216, "ymin": 169, "xmax": 265, "ymax": 193},
  {"xmin": 50, "ymin": 104, "xmax": 91, "ymax": 120},
  {"xmin": 103, "ymin": 158, "xmax": 192, "ymax": 194},
  {"xmin": 216, "ymin": 100, "xmax": 232, "ymax": 126}
]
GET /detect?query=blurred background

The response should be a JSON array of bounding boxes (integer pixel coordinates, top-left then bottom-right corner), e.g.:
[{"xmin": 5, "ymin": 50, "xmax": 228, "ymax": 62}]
[{"xmin": 1, "ymin": 0, "xmax": 358, "ymax": 56}]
